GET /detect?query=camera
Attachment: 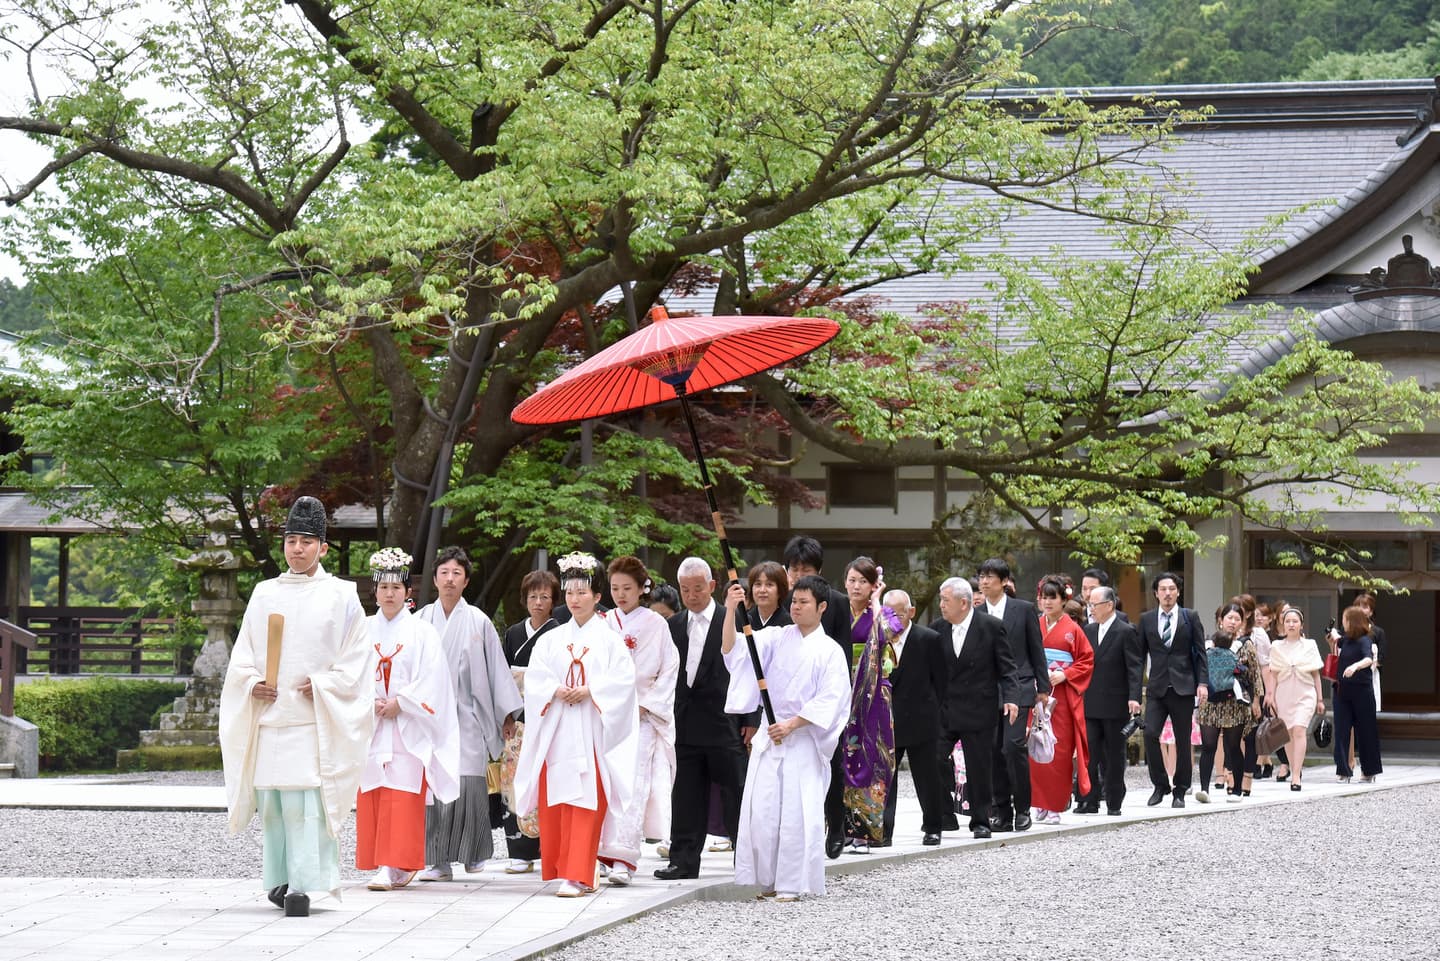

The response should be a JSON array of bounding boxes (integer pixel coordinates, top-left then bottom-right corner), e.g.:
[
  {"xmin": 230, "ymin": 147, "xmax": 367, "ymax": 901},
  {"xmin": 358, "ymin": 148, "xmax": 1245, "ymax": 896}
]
[{"xmin": 1121, "ymin": 714, "xmax": 1145, "ymax": 738}]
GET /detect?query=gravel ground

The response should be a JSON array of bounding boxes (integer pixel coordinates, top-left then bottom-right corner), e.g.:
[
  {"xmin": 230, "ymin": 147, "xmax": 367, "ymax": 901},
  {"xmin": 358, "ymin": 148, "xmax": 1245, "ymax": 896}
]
[
  {"xmin": 549, "ymin": 781, "xmax": 1438, "ymax": 961},
  {"xmin": 9, "ymin": 768, "xmax": 1432, "ymax": 961}
]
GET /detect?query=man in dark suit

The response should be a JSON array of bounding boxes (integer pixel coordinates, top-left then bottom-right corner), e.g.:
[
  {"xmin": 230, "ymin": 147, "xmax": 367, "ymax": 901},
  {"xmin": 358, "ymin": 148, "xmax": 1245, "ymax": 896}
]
[
  {"xmin": 655, "ymin": 556, "xmax": 747, "ymax": 880},
  {"xmin": 879, "ymin": 589, "xmax": 948, "ymax": 846},
  {"xmin": 1137, "ymin": 571, "xmax": 1208, "ymax": 808},
  {"xmin": 1077, "ymin": 586, "xmax": 1143, "ymax": 815},
  {"xmin": 931, "ymin": 577, "xmax": 1020, "ymax": 839},
  {"xmin": 974, "ymin": 557, "xmax": 1050, "ymax": 833},
  {"xmin": 1080, "ymin": 568, "xmax": 1130, "ymax": 625},
  {"xmin": 782, "ymin": 534, "xmax": 854, "ymax": 859}
]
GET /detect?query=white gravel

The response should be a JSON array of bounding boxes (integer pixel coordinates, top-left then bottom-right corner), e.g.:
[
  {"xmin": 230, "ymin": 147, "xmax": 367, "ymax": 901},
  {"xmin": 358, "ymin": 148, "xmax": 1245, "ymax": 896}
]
[
  {"xmin": 7, "ymin": 769, "xmax": 1433, "ymax": 961},
  {"xmin": 549, "ymin": 782, "xmax": 1439, "ymax": 961}
]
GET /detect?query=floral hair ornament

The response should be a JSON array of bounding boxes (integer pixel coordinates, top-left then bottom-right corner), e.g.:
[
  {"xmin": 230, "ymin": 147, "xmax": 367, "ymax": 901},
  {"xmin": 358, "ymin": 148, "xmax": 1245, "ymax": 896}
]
[
  {"xmin": 558, "ymin": 551, "xmax": 600, "ymax": 582},
  {"xmin": 369, "ymin": 547, "xmax": 414, "ymax": 583}
]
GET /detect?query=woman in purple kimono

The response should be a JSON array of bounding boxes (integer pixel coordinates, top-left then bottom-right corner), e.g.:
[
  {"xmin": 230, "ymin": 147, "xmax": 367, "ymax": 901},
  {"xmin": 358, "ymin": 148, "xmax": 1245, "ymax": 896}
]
[{"xmin": 841, "ymin": 556, "xmax": 899, "ymax": 853}]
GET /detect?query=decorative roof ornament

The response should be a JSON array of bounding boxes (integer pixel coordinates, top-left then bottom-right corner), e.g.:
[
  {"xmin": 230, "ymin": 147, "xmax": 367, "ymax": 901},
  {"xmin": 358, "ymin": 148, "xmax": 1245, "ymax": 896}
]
[
  {"xmin": 1351, "ymin": 235, "xmax": 1440, "ymax": 300},
  {"xmin": 1397, "ymin": 76, "xmax": 1440, "ymax": 147}
]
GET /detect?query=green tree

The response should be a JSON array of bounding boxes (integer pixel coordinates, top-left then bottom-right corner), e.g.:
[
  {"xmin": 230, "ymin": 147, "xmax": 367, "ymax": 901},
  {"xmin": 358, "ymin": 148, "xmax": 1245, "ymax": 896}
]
[{"xmin": 0, "ymin": 0, "xmax": 1190, "ymax": 603}]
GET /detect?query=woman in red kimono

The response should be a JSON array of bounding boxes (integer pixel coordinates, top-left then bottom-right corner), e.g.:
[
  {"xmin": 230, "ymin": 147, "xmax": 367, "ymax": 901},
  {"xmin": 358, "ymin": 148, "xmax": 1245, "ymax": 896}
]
[{"xmin": 1029, "ymin": 574, "xmax": 1093, "ymax": 824}]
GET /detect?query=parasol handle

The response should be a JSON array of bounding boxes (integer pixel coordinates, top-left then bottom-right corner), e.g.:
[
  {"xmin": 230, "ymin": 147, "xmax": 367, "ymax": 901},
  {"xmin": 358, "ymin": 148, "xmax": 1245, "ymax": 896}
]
[{"xmin": 675, "ymin": 386, "xmax": 776, "ymax": 727}]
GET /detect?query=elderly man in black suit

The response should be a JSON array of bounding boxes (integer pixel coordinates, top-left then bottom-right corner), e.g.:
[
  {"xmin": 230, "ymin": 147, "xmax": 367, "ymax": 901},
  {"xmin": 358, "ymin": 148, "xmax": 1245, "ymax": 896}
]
[
  {"xmin": 655, "ymin": 556, "xmax": 747, "ymax": 880},
  {"xmin": 974, "ymin": 558, "xmax": 1049, "ymax": 833},
  {"xmin": 1076, "ymin": 586, "xmax": 1143, "ymax": 815},
  {"xmin": 931, "ymin": 577, "xmax": 1020, "ymax": 839},
  {"xmin": 878, "ymin": 588, "xmax": 948, "ymax": 847},
  {"xmin": 1137, "ymin": 571, "xmax": 1209, "ymax": 809}
]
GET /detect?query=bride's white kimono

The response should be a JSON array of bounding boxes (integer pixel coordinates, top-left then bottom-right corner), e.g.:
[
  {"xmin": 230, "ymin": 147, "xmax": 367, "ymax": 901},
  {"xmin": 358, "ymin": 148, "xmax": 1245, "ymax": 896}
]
[{"xmin": 597, "ymin": 604, "xmax": 678, "ymax": 867}]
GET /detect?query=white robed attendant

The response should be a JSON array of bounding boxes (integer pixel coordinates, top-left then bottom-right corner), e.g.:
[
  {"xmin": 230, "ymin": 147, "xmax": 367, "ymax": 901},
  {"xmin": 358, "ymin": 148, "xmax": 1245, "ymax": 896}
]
[
  {"xmin": 219, "ymin": 499, "xmax": 374, "ymax": 914},
  {"xmin": 362, "ymin": 607, "xmax": 462, "ymax": 803},
  {"xmin": 514, "ymin": 556, "xmax": 639, "ymax": 895},
  {"xmin": 597, "ymin": 561, "xmax": 679, "ymax": 879},
  {"xmin": 721, "ymin": 579, "xmax": 850, "ymax": 900}
]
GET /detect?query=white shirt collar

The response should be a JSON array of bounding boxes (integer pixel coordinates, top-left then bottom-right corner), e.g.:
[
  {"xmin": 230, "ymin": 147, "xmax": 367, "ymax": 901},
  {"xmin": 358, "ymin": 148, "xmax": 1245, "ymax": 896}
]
[
  {"xmin": 1098, "ymin": 612, "xmax": 1117, "ymax": 632},
  {"xmin": 690, "ymin": 599, "xmax": 716, "ymax": 625},
  {"xmin": 953, "ymin": 610, "xmax": 974, "ymax": 634},
  {"xmin": 986, "ymin": 594, "xmax": 1006, "ymax": 618}
]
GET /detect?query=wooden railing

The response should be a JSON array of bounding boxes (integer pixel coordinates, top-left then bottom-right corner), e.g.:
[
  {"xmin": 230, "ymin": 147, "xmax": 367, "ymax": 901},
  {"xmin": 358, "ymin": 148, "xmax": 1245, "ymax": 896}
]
[
  {"xmin": 0, "ymin": 619, "xmax": 38, "ymax": 716},
  {"xmin": 11, "ymin": 607, "xmax": 181, "ymax": 676}
]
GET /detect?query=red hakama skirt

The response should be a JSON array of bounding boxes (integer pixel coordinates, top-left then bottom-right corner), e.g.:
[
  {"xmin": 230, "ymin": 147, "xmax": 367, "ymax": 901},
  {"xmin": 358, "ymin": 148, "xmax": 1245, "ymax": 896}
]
[
  {"xmin": 537, "ymin": 762, "xmax": 608, "ymax": 886},
  {"xmin": 355, "ymin": 778, "xmax": 428, "ymax": 871}
]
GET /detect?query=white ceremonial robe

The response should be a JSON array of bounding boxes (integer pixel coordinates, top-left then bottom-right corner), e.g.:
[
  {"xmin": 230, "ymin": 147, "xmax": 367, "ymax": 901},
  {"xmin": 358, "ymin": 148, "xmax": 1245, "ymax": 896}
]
[
  {"xmin": 724, "ymin": 623, "xmax": 850, "ymax": 896},
  {"xmin": 597, "ymin": 605, "xmax": 679, "ymax": 865},
  {"xmin": 220, "ymin": 566, "xmax": 375, "ymax": 837},
  {"xmin": 362, "ymin": 609, "xmax": 462, "ymax": 804},
  {"xmin": 416, "ymin": 598, "xmax": 523, "ymax": 774},
  {"xmin": 513, "ymin": 614, "xmax": 639, "ymax": 820}
]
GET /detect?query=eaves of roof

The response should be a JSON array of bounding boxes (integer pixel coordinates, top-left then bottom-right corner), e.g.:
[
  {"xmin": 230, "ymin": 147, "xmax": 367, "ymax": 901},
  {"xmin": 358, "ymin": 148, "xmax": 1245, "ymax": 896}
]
[{"xmin": 1248, "ymin": 126, "xmax": 1440, "ymax": 293}]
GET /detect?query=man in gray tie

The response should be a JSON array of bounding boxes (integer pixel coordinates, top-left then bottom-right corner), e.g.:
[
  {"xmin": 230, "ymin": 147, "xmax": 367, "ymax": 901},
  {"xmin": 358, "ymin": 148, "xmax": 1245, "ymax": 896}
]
[{"xmin": 1136, "ymin": 572, "xmax": 1209, "ymax": 808}]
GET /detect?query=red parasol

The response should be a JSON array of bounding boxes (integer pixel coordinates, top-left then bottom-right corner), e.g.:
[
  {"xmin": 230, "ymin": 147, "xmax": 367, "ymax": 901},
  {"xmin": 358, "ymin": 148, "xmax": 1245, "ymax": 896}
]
[{"xmin": 512, "ymin": 307, "xmax": 841, "ymax": 724}]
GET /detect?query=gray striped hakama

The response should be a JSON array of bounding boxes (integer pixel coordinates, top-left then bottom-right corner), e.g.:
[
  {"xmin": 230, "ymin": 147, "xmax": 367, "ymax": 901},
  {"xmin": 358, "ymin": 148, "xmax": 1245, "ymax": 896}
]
[{"xmin": 425, "ymin": 775, "xmax": 493, "ymax": 866}]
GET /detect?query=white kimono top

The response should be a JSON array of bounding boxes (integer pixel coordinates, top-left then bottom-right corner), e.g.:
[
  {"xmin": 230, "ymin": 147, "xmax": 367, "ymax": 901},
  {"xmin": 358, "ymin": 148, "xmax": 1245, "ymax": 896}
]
[
  {"xmin": 219, "ymin": 566, "xmax": 375, "ymax": 836},
  {"xmin": 362, "ymin": 608, "xmax": 462, "ymax": 804},
  {"xmin": 724, "ymin": 623, "xmax": 851, "ymax": 764},
  {"xmin": 513, "ymin": 613, "xmax": 639, "ymax": 816}
]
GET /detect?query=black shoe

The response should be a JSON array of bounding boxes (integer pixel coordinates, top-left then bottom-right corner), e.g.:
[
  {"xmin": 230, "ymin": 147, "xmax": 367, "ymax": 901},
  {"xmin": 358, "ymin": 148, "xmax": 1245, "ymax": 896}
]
[
  {"xmin": 972, "ymin": 826, "xmax": 992, "ymax": 839},
  {"xmin": 654, "ymin": 864, "xmax": 698, "ymax": 880},
  {"xmin": 1075, "ymin": 802, "xmax": 1099, "ymax": 815},
  {"xmin": 1106, "ymin": 807, "xmax": 1122, "ymax": 816},
  {"xmin": 1171, "ymin": 794, "xmax": 1185, "ymax": 808},
  {"xmin": 922, "ymin": 832, "xmax": 941, "ymax": 846},
  {"xmin": 267, "ymin": 884, "xmax": 288, "ymax": 909},
  {"xmin": 1013, "ymin": 813, "xmax": 1032, "ymax": 832},
  {"xmin": 988, "ymin": 815, "xmax": 1014, "ymax": 832},
  {"xmin": 825, "ymin": 835, "xmax": 844, "ymax": 859},
  {"xmin": 283, "ymin": 892, "xmax": 310, "ymax": 917},
  {"xmin": 1146, "ymin": 788, "xmax": 1167, "ymax": 807},
  {"xmin": 1259, "ymin": 764, "xmax": 1274, "ymax": 779}
]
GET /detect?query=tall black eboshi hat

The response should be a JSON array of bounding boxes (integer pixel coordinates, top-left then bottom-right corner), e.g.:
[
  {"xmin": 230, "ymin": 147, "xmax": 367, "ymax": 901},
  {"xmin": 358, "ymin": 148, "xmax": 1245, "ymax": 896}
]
[{"xmin": 284, "ymin": 496, "xmax": 327, "ymax": 540}]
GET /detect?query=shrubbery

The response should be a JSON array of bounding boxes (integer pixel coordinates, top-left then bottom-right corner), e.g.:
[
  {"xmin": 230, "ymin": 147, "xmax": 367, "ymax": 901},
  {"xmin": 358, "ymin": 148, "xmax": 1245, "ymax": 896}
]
[{"xmin": 14, "ymin": 678, "xmax": 185, "ymax": 770}]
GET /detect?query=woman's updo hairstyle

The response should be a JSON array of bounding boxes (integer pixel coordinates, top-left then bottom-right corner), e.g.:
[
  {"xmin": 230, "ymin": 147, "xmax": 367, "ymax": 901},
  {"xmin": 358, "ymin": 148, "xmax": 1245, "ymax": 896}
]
[{"xmin": 607, "ymin": 555, "xmax": 653, "ymax": 597}]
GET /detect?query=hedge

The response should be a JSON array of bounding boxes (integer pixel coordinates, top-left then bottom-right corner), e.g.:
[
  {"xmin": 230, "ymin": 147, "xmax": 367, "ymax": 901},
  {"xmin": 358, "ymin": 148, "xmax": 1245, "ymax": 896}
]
[{"xmin": 13, "ymin": 678, "xmax": 185, "ymax": 770}]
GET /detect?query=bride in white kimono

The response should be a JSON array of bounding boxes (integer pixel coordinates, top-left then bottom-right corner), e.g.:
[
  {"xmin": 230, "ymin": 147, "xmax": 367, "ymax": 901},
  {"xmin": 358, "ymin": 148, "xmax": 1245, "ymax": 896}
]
[
  {"xmin": 513, "ymin": 552, "xmax": 638, "ymax": 897},
  {"xmin": 596, "ymin": 555, "xmax": 678, "ymax": 886}
]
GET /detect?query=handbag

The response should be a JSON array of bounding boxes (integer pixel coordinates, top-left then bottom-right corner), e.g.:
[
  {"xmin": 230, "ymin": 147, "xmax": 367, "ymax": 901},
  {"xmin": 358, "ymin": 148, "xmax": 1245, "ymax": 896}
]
[
  {"xmin": 1028, "ymin": 699, "xmax": 1056, "ymax": 763},
  {"xmin": 1322, "ymin": 652, "xmax": 1340, "ymax": 681},
  {"xmin": 1255, "ymin": 712, "xmax": 1289, "ymax": 755}
]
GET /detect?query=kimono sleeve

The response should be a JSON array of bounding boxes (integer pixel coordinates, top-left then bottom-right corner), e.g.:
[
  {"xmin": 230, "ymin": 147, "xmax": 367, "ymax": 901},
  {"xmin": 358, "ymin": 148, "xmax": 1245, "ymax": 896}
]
[
  {"xmin": 724, "ymin": 626, "xmax": 778, "ymax": 715},
  {"xmin": 471, "ymin": 610, "xmax": 524, "ymax": 726},
  {"xmin": 797, "ymin": 640, "xmax": 851, "ymax": 761}
]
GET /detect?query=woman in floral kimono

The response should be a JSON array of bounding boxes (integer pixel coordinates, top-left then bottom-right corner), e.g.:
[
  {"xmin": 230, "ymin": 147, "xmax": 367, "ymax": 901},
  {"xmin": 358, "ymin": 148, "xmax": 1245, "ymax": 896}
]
[
  {"xmin": 596, "ymin": 555, "xmax": 678, "ymax": 886},
  {"xmin": 1029, "ymin": 573, "xmax": 1092, "ymax": 825},
  {"xmin": 840, "ymin": 556, "xmax": 899, "ymax": 853}
]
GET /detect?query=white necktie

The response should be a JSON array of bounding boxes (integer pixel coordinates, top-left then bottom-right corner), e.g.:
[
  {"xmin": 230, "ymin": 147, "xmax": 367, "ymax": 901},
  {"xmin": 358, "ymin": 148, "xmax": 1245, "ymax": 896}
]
[
  {"xmin": 1097, "ymin": 624, "xmax": 1107, "ymax": 648},
  {"xmin": 952, "ymin": 623, "xmax": 967, "ymax": 658},
  {"xmin": 686, "ymin": 612, "xmax": 707, "ymax": 686}
]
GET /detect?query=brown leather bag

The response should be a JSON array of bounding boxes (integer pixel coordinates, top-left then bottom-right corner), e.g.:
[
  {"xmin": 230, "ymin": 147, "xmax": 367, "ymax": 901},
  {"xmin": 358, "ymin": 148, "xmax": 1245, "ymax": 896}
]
[{"xmin": 1255, "ymin": 712, "xmax": 1290, "ymax": 755}]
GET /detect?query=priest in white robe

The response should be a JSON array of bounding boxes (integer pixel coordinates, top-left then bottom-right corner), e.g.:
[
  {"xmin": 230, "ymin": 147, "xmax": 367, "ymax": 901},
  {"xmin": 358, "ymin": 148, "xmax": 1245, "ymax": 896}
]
[
  {"xmin": 721, "ymin": 573, "xmax": 850, "ymax": 901},
  {"xmin": 357, "ymin": 548, "xmax": 462, "ymax": 891},
  {"xmin": 414, "ymin": 546, "xmax": 523, "ymax": 879},
  {"xmin": 219, "ymin": 496, "xmax": 375, "ymax": 917}
]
